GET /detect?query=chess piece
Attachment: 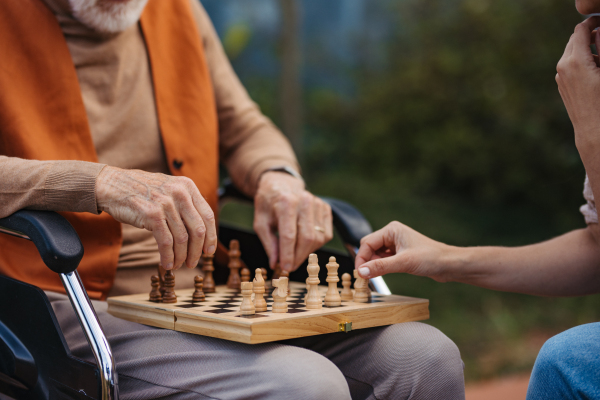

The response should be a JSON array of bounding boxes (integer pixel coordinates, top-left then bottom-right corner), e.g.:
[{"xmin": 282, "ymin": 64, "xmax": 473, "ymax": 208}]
[
  {"xmin": 353, "ymin": 270, "xmax": 370, "ymax": 303},
  {"xmin": 261, "ymin": 268, "xmax": 271, "ymax": 289},
  {"xmin": 241, "ymin": 266, "xmax": 251, "ymax": 283},
  {"xmin": 305, "ymin": 253, "xmax": 322, "ymax": 309},
  {"xmin": 340, "ymin": 273, "xmax": 353, "ymax": 301},
  {"xmin": 162, "ymin": 269, "xmax": 177, "ymax": 303},
  {"xmin": 253, "ymin": 268, "xmax": 268, "ymax": 312},
  {"xmin": 239, "ymin": 282, "xmax": 255, "ymax": 315},
  {"xmin": 273, "ymin": 263, "xmax": 282, "ymax": 280},
  {"xmin": 272, "ymin": 277, "xmax": 288, "ymax": 313},
  {"xmin": 227, "ymin": 240, "xmax": 242, "ymax": 290},
  {"xmin": 192, "ymin": 276, "xmax": 205, "ymax": 302},
  {"xmin": 324, "ymin": 257, "xmax": 342, "ymax": 307},
  {"xmin": 201, "ymin": 253, "xmax": 216, "ymax": 293},
  {"xmin": 149, "ymin": 275, "xmax": 162, "ymax": 302},
  {"xmin": 304, "ymin": 277, "xmax": 310, "ymax": 305}
]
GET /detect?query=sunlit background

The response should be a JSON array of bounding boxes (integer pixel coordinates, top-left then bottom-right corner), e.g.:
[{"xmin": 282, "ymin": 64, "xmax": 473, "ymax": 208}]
[{"xmin": 204, "ymin": 0, "xmax": 600, "ymax": 383}]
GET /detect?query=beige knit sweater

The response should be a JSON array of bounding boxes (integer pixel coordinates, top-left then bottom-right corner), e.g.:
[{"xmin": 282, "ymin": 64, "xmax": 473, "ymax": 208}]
[{"xmin": 0, "ymin": 0, "xmax": 299, "ymax": 295}]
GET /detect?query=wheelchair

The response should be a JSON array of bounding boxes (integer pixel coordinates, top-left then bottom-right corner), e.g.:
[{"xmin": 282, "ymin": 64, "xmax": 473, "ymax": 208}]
[{"xmin": 0, "ymin": 182, "xmax": 390, "ymax": 400}]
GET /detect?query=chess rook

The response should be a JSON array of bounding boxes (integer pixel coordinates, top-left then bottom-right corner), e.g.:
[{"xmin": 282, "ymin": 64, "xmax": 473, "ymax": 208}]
[
  {"xmin": 253, "ymin": 268, "xmax": 268, "ymax": 312},
  {"xmin": 324, "ymin": 257, "xmax": 342, "ymax": 307},
  {"xmin": 353, "ymin": 270, "xmax": 370, "ymax": 303},
  {"xmin": 239, "ymin": 282, "xmax": 255, "ymax": 315},
  {"xmin": 227, "ymin": 240, "xmax": 242, "ymax": 290},
  {"xmin": 192, "ymin": 276, "xmax": 205, "ymax": 302},
  {"xmin": 201, "ymin": 253, "xmax": 216, "ymax": 293},
  {"xmin": 272, "ymin": 277, "xmax": 289, "ymax": 313},
  {"xmin": 340, "ymin": 273, "xmax": 353, "ymax": 301},
  {"xmin": 149, "ymin": 275, "xmax": 162, "ymax": 302},
  {"xmin": 305, "ymin": 253, "xmax": 322, "ymax": 309},
  {"xmin": 162, "ymin": 270, "xmax": 177, "ymax": 303}
]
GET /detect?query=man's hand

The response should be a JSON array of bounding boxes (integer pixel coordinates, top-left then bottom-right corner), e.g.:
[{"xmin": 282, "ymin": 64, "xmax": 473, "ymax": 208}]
[
  {"xmin": 355, "ymin": 221, "xmax": 453, "ymax": 282},
  {"xmin": 556, "ymin": 17, "xmax": 600, "ymax": 157},
  {"xmin": 96, "ymin": 166, "xmax": 217, "ymax": 270},
  {"xmin": 253, "ymin": 171, "xmax": 333, "ymax": 272}
]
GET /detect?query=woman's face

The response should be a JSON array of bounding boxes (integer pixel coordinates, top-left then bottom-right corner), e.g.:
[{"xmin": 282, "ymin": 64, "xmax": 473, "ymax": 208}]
[{"xmin": 576, "ymin": 0, "xmax": 600, "ymax": 15}]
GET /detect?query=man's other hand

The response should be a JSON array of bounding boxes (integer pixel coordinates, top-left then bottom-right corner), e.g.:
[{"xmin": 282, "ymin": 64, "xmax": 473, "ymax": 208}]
[
  {"xmin": 96, "ymin": 166, "xmax": 217, "ymax": 270},
  {"xmin": 253, "ymin": 172, "xmax": 333, "ymax": 272}
]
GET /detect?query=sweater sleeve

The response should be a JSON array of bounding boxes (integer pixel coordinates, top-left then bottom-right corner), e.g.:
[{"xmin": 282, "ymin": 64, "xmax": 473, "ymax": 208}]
[
  {"xmin": 0, "ymin": 155, "xmax": 105, "ymax": 218},
  {"xmin": 189, "ymin": 0, "xmax": 301, "ymax": 197}
]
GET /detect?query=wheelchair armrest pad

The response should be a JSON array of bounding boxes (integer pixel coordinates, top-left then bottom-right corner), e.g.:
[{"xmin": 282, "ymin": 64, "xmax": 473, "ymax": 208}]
[{"xmin": 0, "ymin": 210, "xmax": 83, "ymax": 274}]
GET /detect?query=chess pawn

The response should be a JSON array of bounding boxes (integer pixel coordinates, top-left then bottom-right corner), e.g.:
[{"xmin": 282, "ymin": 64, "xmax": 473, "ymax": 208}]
[
  {"xmin": 149, "ymin": 275, "xmax": 162, "ymax": 302},
  {"xmin": 324, "ymin": 257, "xmax": 342, "ymax": 307},
  {"xmin": 162, "ymin": 269, "xmax": 177, "ymax": 303},
  {"xmin": 340, "ymin": 273, "xmax": 353, "ymax": 301},
  {"xmin": 353, "ymin": 270, "xmax": 370, "ymax": 303},
  {"xmin": 241, "ymin": 266, "xmax": 251, "ymax": 283},
  {"xmin": 261, "ymin": 268, "xmax": 271, "ymax": 289},
  {"xmin": 192, "ymin": 276, "xmax": 205, "ymax": 302},
  {"xmin": 253, "ymin": 268, "xmax": 268, "ymax": 312},
  {"xmin": 239, "ymin": 282, "xmax": 255, "ymax": 315},
  {"xmin": 227, "ymin": 240, "xmax": 242, "ymax": 290},
  {"xmin": 201, "ymin": 253, "xmax": 216, "ymax": 293},
  {"xmin": 305, "ymin": 253, "xmax": 322, "ymax": 309},
  {"xmin": 272, "ymin": 277, "xmax": 288, "ymax": 313}
]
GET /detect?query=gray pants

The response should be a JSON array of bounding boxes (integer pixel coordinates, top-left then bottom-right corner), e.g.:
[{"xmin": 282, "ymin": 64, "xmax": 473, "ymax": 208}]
[{"xmin": 47, "ymin": 292, "xmax": 465, "ymax": 400}]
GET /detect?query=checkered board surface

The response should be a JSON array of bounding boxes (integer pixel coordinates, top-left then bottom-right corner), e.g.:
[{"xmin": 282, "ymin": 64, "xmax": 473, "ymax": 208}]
[{"xmin": 107, "ymin": 282, "xmax": 429, "ymax": 344}]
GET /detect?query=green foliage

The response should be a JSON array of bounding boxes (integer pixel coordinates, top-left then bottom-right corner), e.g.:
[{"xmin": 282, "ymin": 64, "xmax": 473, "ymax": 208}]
[{"xmin": 223, "ymin": 23, "xmax": 252, "ymax": 59}]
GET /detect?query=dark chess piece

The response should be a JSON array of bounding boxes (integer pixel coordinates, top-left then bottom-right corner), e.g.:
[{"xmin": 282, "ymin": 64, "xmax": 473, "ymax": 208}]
[
  {"xmin": 227, "ymin": 240, "xmax": 242, "ymax": 290},
  {"xmin": 201, "ymin": 253, "xmax": 216, "ymax": 293},
  {"xmin": 162, "ymin": 269, "xmax": 177, "ymax": 303},
  {"xmin": 192, "ymin": 276, "xmax": 205, "ymax": 302},
  {"xmin": 273, "ymin": 263, "xmax": 282, "ymax": 280},
  {"xmin": 241, "ymin": 266, "xmax": 251, "ymax": 282},
  {"xmin": 149, "ymin": 275, "xmax": 162, "ymax": 303},
  {"xmin": 280, "ymin": 270, "xmax": 289, "ymax": 278}
]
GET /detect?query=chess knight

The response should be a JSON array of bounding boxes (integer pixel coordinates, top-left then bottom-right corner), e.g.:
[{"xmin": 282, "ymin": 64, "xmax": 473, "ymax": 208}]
[{"xmin": 0, "ymin": 0, "xmax": 464, "ymax": 398}]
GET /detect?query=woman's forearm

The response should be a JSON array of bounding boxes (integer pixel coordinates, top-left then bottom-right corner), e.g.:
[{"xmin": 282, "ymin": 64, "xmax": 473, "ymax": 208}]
[{"xmin": 445, "ymin": 228, "xmax": 600, "ymax": 296}]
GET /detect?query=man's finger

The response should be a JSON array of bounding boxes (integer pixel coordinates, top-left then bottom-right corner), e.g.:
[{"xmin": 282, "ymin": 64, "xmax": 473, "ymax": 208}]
[
  {"xmin": 253, "ymin": 210, "xmax": 279, "ymax": 269},
  {"xmin": 164, "ymin": 203, "xmax": 189, "ymax": 269},
  {"xmin": 293, "ymin": 194, "xmax": 317, "ymax": 268},
  {"xmin": 190, "ymin": 190, "xmax": 217, "ymax": 255},
  {"xmin": 275, "ymin": 197, "xmax": 299, "ymax": 272},
  {"xmin": 179, "ymin": 198, "xmax": 206, "ymax": 268},
  {"xmin": 152, "ymin": 219, "xmax": 175, "ymax": 270}
]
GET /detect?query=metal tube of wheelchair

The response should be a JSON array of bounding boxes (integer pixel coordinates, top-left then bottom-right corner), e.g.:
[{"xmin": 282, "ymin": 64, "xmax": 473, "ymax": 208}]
[
  {"xmin": 351, "ymin": 246, "xmax": 392, "ymax": 295},
  {"xmin": 61, "ymin": 271, "xmax": 119, "ymax": 400}
]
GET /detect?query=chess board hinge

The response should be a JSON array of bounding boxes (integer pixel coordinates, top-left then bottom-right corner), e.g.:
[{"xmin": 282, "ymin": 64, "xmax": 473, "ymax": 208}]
[{"xmin": 338, "ymin": 321, "xmax": 352, "ymax": 333}]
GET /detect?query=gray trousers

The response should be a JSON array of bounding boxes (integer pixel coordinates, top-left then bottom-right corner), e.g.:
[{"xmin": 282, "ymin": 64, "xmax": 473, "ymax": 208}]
[{"xmin": 47, "ymin": 292, "xmax": 465, "ymax": 400}]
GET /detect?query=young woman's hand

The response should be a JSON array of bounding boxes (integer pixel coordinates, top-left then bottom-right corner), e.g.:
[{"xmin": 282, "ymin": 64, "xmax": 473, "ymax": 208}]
[{"xmin": 355, "ymin": 221, "xmax": 455, "ymax": 282}]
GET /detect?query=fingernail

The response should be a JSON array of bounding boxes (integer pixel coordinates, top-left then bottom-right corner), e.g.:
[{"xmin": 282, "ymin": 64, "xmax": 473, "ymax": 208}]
[
  {"xmin": 190, "ymin": 260, "xmax": 200, "ymax": 268},
  {"xmin": 207, "ymin": 245, "xmax": 215, "ymax": 254},
  {"xmin": 359, "ymin": 266, "xmax": 370, "ymax": 278},
  {"xmin": 165, "ymin": 262, "xmax": 173, "ymax": 270},
  {"xmin": 283, "ymin": 263, "xmax": 292, "ymax": 271}
]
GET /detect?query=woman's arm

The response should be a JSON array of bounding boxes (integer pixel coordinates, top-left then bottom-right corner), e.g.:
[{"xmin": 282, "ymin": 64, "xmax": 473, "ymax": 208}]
[{"xmin": 356, "ymin": 221, "xmax": 600, "ymax": 297}]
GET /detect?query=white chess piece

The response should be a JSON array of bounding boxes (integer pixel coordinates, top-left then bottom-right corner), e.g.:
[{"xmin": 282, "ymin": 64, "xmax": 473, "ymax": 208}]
[
  {"xmin": 253, "ymin": 268, "xmax": 267, "ymax": 312},
  {"xmin": 272, "ymin": 277, "xmax": 289, "ymax": 313},
  {"xmin": 324, "ymin": 257, "xmax": 341, "ymax": 307},
  {"xmin": 353, "ymin": 270, "xmax": 370, "ymax": 303},
  {"xmin": 306, "ymin": 253, "xmax": 322, "ymax": 309},
  {"xmin": 239, "ymin": 282, "xmax": 256, "ymax": 315},
  {"xmin": 340, "ymin": 273, "xmax": 353, "ymax": 301}
]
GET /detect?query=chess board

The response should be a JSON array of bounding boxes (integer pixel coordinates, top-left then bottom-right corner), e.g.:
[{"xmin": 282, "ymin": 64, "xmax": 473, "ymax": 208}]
[{"xmin": 107, "ymin": 282, "xmax": 429, "ymax": 344}]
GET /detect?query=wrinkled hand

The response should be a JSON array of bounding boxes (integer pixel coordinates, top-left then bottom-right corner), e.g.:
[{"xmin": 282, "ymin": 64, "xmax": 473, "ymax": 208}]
[
  {"xmin": 96, "ymin": 166, "xmax": 217, "ymax": 270},
  {"xmin": 253, "ymin": 172, "xmax": 333, "ymax": 272},
  {"xmin": 355, "ymin": 221, "xmax": 452, "ymax": 281},
  {"xmin": 555, "ymin": 17, "xmax": 600, "ymax": 157}
]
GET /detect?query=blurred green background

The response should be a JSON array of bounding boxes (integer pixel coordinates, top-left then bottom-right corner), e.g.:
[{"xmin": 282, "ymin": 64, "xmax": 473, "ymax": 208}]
[{"xmin": 205, "ymin": 0, "xmax": 600, "ymax": 382}]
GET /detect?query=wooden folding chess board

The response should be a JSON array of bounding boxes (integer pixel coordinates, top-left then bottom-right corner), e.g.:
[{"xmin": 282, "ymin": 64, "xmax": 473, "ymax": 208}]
[{"xmin": 107, "ymin": 282, "xmax": 429, "ymax": 344}]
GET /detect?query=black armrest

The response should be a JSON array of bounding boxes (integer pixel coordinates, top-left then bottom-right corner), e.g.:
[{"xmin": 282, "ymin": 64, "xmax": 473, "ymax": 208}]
[
  {"xmin": 218, "ymin": 180, "xmax": 372, "ymax": 248},
  {"xmin": 0, "ymin": 210, "xmax": 83, "ymax": 274}
]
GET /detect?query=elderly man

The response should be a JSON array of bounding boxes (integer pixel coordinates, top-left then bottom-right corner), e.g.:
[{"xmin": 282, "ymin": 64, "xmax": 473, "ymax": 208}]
[{"xmin": 0, "ymin": 0, "xmax": 464, "ymax": 398}]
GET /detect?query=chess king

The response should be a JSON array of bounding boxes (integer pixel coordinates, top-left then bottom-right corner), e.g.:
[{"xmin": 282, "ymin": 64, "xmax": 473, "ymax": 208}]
[{"xmin": 0, "ymin": 0, "xmax": 464, "ymax": 398}]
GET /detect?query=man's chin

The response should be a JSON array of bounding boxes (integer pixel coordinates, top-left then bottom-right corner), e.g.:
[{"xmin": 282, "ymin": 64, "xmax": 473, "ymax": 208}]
[{"xmin": 69, "ymin": 0, "xmax": 149, "ymax": 34}]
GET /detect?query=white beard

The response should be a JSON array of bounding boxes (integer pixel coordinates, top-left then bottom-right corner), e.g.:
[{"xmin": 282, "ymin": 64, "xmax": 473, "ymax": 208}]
[{"xmin": 69, "ymin": 0, "xmax": 149, "ymax": 34}]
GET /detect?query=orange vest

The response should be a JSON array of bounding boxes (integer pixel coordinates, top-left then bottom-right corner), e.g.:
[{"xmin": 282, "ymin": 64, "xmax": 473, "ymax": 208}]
[{"xmin": 0, "ymin": 0, "xmax": 219, "ymax": 299}]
